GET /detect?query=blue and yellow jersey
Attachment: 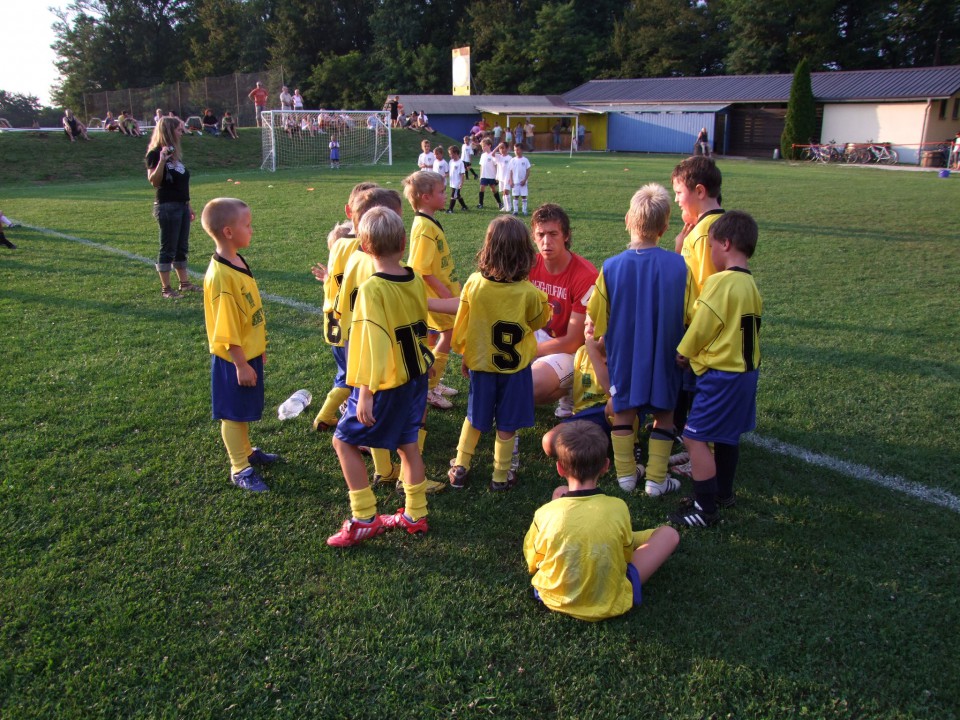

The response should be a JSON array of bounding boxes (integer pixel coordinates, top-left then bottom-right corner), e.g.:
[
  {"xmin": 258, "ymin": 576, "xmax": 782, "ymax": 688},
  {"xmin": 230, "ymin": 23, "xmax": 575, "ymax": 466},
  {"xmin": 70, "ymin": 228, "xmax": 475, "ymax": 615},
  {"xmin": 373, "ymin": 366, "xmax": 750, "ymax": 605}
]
[{"xmin": 203, "ymin": 253, "xmax": 266, "ymax": 362}]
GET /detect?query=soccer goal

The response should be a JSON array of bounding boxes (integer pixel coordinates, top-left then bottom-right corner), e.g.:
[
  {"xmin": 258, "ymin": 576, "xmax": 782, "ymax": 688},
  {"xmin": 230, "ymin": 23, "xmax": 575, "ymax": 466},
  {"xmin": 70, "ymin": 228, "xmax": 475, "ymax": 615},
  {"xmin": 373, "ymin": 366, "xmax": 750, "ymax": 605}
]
[{"xmin": 259, "ymin": 110, "xmax": 392, "ymax": 172}]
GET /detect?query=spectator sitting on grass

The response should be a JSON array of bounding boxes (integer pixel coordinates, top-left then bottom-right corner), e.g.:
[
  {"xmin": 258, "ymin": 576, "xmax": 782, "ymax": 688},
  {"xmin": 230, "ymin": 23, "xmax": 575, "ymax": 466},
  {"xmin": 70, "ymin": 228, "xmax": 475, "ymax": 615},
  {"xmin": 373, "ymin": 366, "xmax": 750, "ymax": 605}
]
[
  {"xmin": 220, "ymin": 111, "xmax": 238, "ymax": 139},
  {"xmin": 104, "ymin": 112, "xmax": 120, "ymax": 132},
  {"xmin": 63, "ymin": 109, "xmax": 90, "ymax": 142},
  {"xmin": 202, "ymin": 109, "xmax": 220, "ymax": 136}
]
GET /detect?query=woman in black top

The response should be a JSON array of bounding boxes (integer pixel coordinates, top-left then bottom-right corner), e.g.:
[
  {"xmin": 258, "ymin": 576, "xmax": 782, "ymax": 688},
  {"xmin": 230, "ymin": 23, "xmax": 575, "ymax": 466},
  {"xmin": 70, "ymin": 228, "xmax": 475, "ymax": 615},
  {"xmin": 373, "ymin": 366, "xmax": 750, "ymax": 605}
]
[{"xmin": 146, "ymin": 117, "xmax": 199, "ymax": 298}]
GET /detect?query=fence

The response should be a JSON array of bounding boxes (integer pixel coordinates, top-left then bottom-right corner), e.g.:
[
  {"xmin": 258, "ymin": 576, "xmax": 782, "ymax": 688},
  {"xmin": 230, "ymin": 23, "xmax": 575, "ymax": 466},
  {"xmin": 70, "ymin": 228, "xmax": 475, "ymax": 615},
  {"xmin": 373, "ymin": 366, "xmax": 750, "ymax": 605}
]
[{"xmin": 81, "ymin": 69, "xmax": 289, "ymax": 128}]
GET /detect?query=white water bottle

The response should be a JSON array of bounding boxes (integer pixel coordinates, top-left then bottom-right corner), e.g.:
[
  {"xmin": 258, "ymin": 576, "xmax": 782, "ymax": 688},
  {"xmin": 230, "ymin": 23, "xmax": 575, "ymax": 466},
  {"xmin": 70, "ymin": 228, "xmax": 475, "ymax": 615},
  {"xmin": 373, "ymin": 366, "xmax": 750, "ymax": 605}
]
[{"xmin": 278, "ymin": 389, "xmax": 312, "ymax": 420}]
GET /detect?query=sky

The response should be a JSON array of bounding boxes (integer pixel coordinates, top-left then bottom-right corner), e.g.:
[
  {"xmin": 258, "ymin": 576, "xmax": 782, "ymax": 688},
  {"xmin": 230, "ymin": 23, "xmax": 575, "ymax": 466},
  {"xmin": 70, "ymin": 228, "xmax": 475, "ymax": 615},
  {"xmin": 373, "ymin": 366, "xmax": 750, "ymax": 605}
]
[{"xmin": 0, "ymin": 4, "xmax": 66, "ymax": 106}]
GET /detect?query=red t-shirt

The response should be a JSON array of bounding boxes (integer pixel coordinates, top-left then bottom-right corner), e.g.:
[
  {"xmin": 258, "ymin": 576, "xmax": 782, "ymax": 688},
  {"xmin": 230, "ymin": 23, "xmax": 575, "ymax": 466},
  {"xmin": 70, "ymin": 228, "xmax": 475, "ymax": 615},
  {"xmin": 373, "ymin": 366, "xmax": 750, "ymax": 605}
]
[
  {"xmin": 250, "ymin": 88, "xmax": 268, "ymax": 106},
  {"xmin": 529, "ymin": 252, "xmax": 598, "ymax": 339}
]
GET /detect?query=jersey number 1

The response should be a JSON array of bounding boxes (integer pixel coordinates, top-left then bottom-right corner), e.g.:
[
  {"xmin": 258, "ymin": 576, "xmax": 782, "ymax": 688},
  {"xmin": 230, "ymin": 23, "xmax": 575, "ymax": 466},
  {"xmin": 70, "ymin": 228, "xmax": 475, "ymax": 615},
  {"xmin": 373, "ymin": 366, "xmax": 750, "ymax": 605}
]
[
  {"xmin": 395, "ymin": 320, "xmax": 431, "ymax": 378},
  {"xmin": 740, "ymin": 315, "xmax": 761, "ymax": 371}
]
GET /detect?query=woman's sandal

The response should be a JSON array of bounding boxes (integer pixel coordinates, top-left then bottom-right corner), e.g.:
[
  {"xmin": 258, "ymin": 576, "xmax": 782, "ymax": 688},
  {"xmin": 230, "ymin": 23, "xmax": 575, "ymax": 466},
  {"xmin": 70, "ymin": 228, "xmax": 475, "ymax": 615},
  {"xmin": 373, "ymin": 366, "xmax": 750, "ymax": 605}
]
[
  {"xmin": 178, "ymin": 281, "xmax": 203, "ymax": 293},
  {"xmin": 161, "ymin": 286, "xmax": 182, "ymax": 299}
]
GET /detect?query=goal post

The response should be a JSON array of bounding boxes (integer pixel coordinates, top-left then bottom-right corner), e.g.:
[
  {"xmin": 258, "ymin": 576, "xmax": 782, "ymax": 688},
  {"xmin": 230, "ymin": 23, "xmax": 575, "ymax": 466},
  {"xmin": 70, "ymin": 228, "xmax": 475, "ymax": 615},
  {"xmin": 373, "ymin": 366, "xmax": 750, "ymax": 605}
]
[{"xmin": 259, "ymin": 110, "xmax": 392, "ymax": 172}]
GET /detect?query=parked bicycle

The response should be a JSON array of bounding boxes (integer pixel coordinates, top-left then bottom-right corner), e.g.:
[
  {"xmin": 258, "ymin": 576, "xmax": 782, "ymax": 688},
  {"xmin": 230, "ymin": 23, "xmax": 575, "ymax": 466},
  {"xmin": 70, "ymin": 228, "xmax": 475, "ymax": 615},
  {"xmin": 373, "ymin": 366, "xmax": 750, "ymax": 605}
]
[{"xmin": 866, "ymin": 141, "xmax": 898, "ymax": 164}]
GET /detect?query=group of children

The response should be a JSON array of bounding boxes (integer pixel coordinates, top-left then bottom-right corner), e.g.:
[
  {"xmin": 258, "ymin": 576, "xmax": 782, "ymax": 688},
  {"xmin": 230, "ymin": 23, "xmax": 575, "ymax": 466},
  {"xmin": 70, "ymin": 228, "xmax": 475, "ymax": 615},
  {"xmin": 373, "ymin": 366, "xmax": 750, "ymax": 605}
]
[
  {"xmin": 417, "ymin": 137, "xmax": 532, "ymax": 217},
  {"xmin": 198, "ymin": 153, "xmax": 762, "ymax": 621}
]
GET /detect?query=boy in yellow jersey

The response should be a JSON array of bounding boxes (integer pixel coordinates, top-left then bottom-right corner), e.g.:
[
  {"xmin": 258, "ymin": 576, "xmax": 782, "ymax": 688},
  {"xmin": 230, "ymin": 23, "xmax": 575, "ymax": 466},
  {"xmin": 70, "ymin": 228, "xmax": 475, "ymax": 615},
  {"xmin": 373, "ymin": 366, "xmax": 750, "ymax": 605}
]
[
  {"xmin": 201, "ymin": 198, "xmax": 279, "ymax": 493},
  {"xmin": 334, "ymin": 189, "xmax": 447, "ymax": 495},
  {"xmin": 540, "ymin": 317, "xmax": 611, "ymax": 458},
  {"xmin": 328, "ymin": 207, "xmax": 435, "ymax": 547},
  {"xmin": 403, "ymin": 170, "xmax": 460, "ymax": 411},
  {"xmin": 671, "ymin": 156, "xmax": 723, "ymax": 294},
  {"xmin": 587, "ymin": 184, "xmax": 694, "ymax": 497},
  {"xmin": 524, "ymin": 421, "xmax": 679, "ymax": 622},
  {"xmin": 669, "ymin": 211, "xmax": 762, "ymax": 529},
  {"xmin": 311, "ymin": 182, "xmax": 378, "ymax": 432}
]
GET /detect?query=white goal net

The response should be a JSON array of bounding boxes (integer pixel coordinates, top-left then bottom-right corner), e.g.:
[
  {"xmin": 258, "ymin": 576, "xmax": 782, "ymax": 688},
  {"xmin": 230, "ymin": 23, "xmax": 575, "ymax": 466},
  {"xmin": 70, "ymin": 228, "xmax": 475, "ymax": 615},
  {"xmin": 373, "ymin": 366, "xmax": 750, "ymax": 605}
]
[{"xmin": 259, "ymin": 110, "xmax": 392, "ymax": 172}]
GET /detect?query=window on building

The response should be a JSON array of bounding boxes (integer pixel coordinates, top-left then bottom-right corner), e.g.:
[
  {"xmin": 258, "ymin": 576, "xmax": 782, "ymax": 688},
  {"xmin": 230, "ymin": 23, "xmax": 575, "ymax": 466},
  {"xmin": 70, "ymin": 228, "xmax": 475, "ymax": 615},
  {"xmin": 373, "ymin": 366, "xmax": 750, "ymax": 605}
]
[
  {"xmin": 952, "ymin": 98, "xmax": 959, "ymax": 121},
  {"xmin": 938, "ymin": 100, "xmax": 947, "ymax": 120}
]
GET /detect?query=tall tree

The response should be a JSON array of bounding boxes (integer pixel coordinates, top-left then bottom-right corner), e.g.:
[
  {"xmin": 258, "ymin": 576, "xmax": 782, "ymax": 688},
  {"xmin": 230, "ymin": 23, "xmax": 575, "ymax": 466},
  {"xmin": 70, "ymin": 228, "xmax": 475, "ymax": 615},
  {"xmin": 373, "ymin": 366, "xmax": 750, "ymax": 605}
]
[
  {"xmin": 521, "ymin": 1, "xmax": 582, "ymax": 94},
  {"xmin": 612, "ymin": 0, "xmax": 723, "ymax": 77},
  {"xmin": 187, "ymin": 0, "xmax": 272, "ymax": 79},
  {"xmin": 781, "ymin": 58, "xmax": 817, "ymax": 159}
]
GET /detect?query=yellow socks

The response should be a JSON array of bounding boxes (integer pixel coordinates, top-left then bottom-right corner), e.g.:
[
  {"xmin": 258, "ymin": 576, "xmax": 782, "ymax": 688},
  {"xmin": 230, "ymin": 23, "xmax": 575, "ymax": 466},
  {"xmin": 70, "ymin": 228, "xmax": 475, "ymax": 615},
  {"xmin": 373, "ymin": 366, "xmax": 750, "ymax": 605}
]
[
  {"xmin": 611, "ymin": 432, "xmax": 636, "ymax": 479},
  {"xmin": 403, "ymin": 479, "xmax": 428, "ymax": 521},
  {"xmin": 430, "ymin": 351, "xmax": 449, "ymax": 390},
  {"xmin": 314, "ymin": 386, "xmax": 350, "ymax": 428},
  {"xmin": 221, "ymin": 420, "xmax": 253, "ymax": 474},
  {"xmin": 370, "ymin": 448, "xmax": 398, "ymax": 480},
  {"xmin": 646, "ymin": 430, "xmax": 674, "ymax": 483},
  {"xmin": 492, "ymin": 434, "xmax": 514, "ymax": 483},
  {"xmin": 348, "ymin": 486, "xmax": 378, "ymax": 521},
  {"xmin": 455, "ymin": 419, "xmax": 482, "ymax": 469}
]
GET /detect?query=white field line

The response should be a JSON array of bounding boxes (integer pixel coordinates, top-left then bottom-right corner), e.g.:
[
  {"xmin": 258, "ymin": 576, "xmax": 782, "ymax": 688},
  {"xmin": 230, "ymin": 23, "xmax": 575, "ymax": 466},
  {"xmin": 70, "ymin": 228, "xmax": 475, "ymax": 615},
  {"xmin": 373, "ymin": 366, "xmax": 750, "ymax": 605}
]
[{"xmin": 23, "ymin": 224, "xmax": 960, "ymax": 513}]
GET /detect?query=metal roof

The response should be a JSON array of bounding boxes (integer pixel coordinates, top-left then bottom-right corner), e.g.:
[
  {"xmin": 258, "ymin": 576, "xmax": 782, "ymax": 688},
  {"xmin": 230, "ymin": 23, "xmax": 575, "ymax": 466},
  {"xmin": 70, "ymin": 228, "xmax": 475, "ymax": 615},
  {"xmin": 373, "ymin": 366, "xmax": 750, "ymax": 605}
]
[
  {"xmin": 392, "ymin": 94, "xmax": 579, "ymax": 116},
  {"xmin": 584, "ymin": 103, "xmax": 730, "ymax": 113},
  {"xmin": 563, "ymin": 65, "xmax": 960, "ymax": 105}
]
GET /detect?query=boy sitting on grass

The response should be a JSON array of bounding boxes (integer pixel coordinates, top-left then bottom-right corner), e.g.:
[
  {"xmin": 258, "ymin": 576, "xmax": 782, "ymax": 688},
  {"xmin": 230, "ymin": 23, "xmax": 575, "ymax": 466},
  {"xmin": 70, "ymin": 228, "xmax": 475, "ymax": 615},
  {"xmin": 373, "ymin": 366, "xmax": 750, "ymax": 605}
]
[
  {"xmin": 524, "ymin": 421, "xmax": 679, "ymax": 622},
  {"xmin": 327, "ymin": 207, "xmax": 435, "ymax": 547},
  {"xmin": 201, "ymin": 198, "xmax": 280, "ymax": 493}
]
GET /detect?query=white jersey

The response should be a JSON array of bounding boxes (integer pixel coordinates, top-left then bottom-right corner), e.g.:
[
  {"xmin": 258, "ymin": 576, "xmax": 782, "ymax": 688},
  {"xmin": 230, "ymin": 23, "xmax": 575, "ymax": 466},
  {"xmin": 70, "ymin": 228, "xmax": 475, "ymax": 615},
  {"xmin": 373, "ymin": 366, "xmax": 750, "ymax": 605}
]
[
  {"xmin": 479, "ymin": 151, "xmax": 498, "ymax": 180},
  {"xmin": 461, "ymin": 143, "xmax": 474, "ymax": 163},
  {"xmin": 510, "ymin": 156, "xmax": 531, "ymax": 187},
  {"xmin": 495, "ymin": 154, "xmax": 511, "ymax": 184},
  {"xmin": 449, "ymin": 158, "xmax": 465, "ymax": 188},
  {"xmin": 418, "ymin": 151, "xmax": 433, "ymax": 169},
  {"xmin": 433, "ymin": 158, "xmax": 449, "ymax": 185}
]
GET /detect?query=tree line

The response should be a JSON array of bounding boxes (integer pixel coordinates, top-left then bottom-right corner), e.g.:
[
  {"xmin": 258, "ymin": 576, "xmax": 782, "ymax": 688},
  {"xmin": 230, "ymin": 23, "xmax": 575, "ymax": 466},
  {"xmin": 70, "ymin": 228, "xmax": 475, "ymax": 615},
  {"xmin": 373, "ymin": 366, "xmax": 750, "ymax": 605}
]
[{"xmin": 46, "ymin": 0, "xmax": 960, "ymax": 113}]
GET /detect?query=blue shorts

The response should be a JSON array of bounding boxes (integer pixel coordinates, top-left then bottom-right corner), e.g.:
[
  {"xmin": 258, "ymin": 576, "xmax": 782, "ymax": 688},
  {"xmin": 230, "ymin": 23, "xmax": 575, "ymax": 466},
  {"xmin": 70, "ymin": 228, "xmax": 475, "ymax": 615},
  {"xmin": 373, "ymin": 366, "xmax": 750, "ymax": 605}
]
[
  {"xmin": 467, "ymin": 368, "xmax": 534, "ymax": 433},
  {"xmin": 480, "ymin": 178, "xmax": 498, "ymax": 187},
  {"xmin": 534, "ymin": 565, "xmax": 642, "ymax": 607},
  {"xmin": 332, "ymin": 345, "xmax": 347, "ymax": 389},
  {"xmin": 562, "ymin": 404, "xmax": 610, "ymax": 432},
  {"xmin": 211, "ymin": 354, "xmax": 264, "ymax": 422},
  {"xmin": 334, "ymin": 374, "xmax": 428, "ymax": 449},
  {"xmin": 683, "ymin": 369, "xmax": 758, "ymax": 445}
]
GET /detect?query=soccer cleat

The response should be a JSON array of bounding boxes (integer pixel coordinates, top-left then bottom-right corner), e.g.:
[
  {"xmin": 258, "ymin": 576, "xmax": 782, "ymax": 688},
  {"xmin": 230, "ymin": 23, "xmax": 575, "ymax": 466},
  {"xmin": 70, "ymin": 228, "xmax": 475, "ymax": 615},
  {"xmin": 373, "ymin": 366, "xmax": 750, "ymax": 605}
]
[
  {"xmin": 645, "ymin": 476, "xmax": 681, "ymax": 497},
  {"xmin": 679, "ymin": 493, "xmax": 736, "ymax": 510},
  {"xmin": 490, "ymin": 469, "xmax": 518, "ymax": 492},
  {"xmin": 395, "ymin": 478, "xmax": 447, "ymax": 495},
  {"xmin": 372, "ymin": 463, "xmax": 401, "ymax": 488},
  {"xmin": 668, "ymin": 501, "xmax": 720, "ymax": 529},
  {"xmin": 554, "ymin": 395, "xmax": 574, "ymax": 418},
  {"xmin": 0, "ymin": 235, "xmax": 15, "ymax": 249},
  {"xmin": 379, "ymin": 507, "xmax": 429, "ymax": 535},
  {"xmin": 312, "ymin": 417, "xmax": 335, "ymax": 432},
  {"xmin": 248, "ymin": 448, "xmax": 282, "ymax": 466},
  {"xmin": 435, "ymin": 382, "xmax": 459, "ymax": 397},
  {"xmin": 618, "ymin": 466, "xmax": 643, "ymax": 493},
  {"xmin": 326, "ymin": 515, "xmax": 386, "ymax": 547},
  {"xmin": 426, "ymin": 387, "xmax": 453, "ymax": 410},
  {"xmin": 476, "ymin": 204, "xmax": 484, "ymax": 210},
  {"xmin": 231, "ymin": 466, "xmax": 269, "ymax": 492},
  {"xmin": 669, "ymin": 451, "xmax": 690, "ymax": 467},
  {"xmin": 448, "ymin": 463, "xmax": 469, "ymax": 489},
  {"xmin": 671, "ymin": 461, "xmax": 693, "ymax": 479}
]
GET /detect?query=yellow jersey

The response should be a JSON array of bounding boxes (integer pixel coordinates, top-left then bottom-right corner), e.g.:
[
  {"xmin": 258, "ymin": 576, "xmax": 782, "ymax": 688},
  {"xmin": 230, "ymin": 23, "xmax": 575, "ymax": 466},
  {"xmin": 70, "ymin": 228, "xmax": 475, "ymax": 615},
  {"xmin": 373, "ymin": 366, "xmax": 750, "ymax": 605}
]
[
  {"xmin": 407, "ymin": 212, "xmax": 460, "ymax": 331},
  {"xmin": 203, "ymin": 253, "xmax": 266, "ymax": 362}
]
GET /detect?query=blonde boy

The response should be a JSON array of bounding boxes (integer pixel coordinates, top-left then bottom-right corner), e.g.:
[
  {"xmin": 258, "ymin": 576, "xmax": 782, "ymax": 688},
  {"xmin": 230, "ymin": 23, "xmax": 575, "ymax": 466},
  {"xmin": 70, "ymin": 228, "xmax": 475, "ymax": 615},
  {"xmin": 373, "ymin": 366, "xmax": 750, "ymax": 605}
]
[
  {"xmin": 586, "ymin": 184, "xmax": 694, "ymax": 496},
  {"xmin": 328, "ymin": 207, "xmax": 434, "ymax": 547},
  {"xmin": 202, "ymin": 198, "xmax": 279, "ymax": 493},
  {"xmin": 403, "ymin": 170, "xmax": 460, "ymax": 412}
]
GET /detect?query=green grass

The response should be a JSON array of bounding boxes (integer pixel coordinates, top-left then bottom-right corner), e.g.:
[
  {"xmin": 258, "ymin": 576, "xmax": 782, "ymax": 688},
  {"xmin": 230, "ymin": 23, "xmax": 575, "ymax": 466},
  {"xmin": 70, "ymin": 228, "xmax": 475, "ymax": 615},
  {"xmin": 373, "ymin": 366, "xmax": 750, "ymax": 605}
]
[{"xmin": 1, "ymin": 137, "xmax": 959, "ymax": 718}]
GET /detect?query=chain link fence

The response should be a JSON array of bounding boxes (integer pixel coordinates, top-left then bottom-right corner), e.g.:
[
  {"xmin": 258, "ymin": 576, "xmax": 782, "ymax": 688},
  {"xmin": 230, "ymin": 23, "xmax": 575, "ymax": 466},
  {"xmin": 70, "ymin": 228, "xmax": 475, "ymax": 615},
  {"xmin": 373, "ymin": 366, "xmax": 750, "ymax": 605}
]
[{"xmin": 81, "ymin": 69, "xmax": 289, "ymax": 128}]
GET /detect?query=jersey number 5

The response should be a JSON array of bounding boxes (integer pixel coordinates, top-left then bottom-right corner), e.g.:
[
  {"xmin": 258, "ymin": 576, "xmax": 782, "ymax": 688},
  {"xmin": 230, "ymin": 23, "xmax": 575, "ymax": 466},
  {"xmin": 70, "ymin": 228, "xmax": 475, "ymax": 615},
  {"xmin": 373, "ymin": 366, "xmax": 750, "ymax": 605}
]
[{"xmin": 492, "ymin": 321, "xmax": 523, "ymax": 371}]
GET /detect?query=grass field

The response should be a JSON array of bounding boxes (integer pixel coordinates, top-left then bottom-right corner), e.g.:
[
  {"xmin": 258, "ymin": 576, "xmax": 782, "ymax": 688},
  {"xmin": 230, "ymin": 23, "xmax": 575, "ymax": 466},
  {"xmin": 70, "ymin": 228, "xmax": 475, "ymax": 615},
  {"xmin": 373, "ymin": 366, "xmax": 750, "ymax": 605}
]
[{"xmin": 1, "ymin": 129, "xmax": 959, "ymax": 719}]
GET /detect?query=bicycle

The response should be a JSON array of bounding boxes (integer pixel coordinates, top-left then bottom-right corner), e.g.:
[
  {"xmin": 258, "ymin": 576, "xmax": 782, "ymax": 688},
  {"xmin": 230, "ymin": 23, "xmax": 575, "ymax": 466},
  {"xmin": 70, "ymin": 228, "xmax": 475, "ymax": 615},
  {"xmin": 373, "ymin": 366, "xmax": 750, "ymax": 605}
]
[{"xmin": 867, "ymin": 141, "xmax": 898, "ymax": 165}]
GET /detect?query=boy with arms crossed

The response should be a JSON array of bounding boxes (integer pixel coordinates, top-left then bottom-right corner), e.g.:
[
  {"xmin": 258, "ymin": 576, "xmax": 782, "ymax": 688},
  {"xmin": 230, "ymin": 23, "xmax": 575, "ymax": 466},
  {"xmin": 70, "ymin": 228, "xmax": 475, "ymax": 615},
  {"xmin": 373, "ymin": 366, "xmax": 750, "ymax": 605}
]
[
  {"xmin": 509, "ymin": 143, "xmax": 531, "ymax": 216},
  {"xmin": 586, "ymin": 184, "xmax": 694, "ymax": 496},
  {"xmin": 524, "ymin": 421, "xmax": 679, "ymax": 621},
  {"xmin": 476, "ymin": 138, "xmax": 503, "ymax": 210},
  {"xmin": 202, "ymin": 199, "xmax": 280, "ymax": 492},
  {"xmin": 669, "ymin": 211, "xmax": 762, "ymax": 528},
  {"xmin": 328, "ymin": 207, "xmax": 435, "ymax": 547}
]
